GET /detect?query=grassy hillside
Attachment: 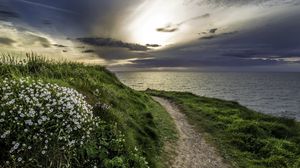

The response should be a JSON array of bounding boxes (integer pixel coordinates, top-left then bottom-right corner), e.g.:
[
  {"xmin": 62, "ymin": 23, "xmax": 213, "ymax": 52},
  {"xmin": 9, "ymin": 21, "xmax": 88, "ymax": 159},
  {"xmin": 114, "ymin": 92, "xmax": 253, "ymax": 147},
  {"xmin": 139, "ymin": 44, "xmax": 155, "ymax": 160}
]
[
  {"xmin": 147, "ymin": 90, "xmax": 300, "ymax": 168},
  {"xmin": 0, "ymin": 55, "xmax": 177, "ymax": 168}
]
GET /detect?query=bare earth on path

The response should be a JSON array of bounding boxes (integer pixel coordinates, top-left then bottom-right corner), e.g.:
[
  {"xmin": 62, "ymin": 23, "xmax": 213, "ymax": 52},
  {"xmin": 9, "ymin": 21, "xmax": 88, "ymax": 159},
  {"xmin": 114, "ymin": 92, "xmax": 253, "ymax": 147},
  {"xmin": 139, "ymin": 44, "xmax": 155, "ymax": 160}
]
[{"xmin": 152, "ymin": 96, "xmax": 230, "ymax": 168}]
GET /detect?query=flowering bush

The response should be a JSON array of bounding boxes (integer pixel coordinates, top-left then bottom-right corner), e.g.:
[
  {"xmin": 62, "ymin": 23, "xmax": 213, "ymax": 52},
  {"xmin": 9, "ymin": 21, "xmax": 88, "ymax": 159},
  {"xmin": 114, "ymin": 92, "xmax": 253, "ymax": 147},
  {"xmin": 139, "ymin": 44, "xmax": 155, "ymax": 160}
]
[
  {"xmin": 0, "ymin": 78, "xmax": 97, "ymax": 167},
  {"xmin": 0, "ymin": 56, "xmax": 171, "ymax": 168}
]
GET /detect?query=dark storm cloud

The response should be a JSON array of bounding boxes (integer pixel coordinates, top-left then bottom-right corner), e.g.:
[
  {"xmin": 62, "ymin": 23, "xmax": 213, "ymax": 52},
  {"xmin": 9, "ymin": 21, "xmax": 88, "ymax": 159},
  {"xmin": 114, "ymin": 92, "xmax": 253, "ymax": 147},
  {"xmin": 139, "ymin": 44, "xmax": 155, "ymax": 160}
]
[
  {"xmin": 199, "ymin": 36, "xmax": 215, "ymax": 40},
  {"xmin": 88, "ymin": 47, "xmax": 150, "ymax": 60},
  {"xmin": 53, "ymin": 44, "xmax": 67, "ymax": 48},
  {"xmin": 82, "ymin": 49, "xmax": 95, "ymax": 53},
  {"xmin": 0, "ymin": 37, "xmax": 16, "ymax": 46},
  {"xmin": 131, "ymin": 9, "xmax": 300, "ymax": 70},
  {"xmin": 146, "ymin": 44, "xmax": 161, "ymax": 48},
  {"xmin": 76, "ymin": 37, "xmax": 152, "ymax": 61},
  {"xmin": 210, "ymin": 13, "xmax": 300, "ymax": 62},
  {"xmin": 209, "ymin": 28, "xmax": 218, "ymax": 34},
  {"xmin": 77, "ymin": 37, "xmax": 149, "ymax": 51},
  {"xmin": 199, "ymin": 28, "xmax": 218, "ymax": 35},
  {"xmin": 199, "ymin": 31, "xmax": 239, "ymax": 40},
  {"xmin": 156, "ymin": 25, "xmax": 178, "ymax": 33},
  {"xmin": 7, "ymin": 0, "xmax": 87, "ymax": 36},
  {"xmin": 3, "ymin": 0, "xmax": 143, "ymax": 36},
  {"xmin": 157, "ymin": 13, "xmax": 210, "ymax": 33}
]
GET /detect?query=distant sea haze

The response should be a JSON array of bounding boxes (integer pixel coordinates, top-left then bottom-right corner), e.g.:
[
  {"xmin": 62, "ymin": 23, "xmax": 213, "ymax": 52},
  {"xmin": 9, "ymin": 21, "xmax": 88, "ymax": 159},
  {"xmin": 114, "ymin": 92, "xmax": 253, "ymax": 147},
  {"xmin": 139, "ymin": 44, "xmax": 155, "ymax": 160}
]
[{"xmin": 117, "ymin": 72, "xmax": 300, "ymax": 120}]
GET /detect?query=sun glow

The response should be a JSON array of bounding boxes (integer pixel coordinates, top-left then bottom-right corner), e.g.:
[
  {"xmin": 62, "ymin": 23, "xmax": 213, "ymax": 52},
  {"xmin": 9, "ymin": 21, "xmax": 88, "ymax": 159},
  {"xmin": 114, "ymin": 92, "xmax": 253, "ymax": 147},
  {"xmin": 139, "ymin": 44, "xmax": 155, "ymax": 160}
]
[
  {"xmin": 130, "ymin": 14, "xmax": 172, "ymax": 45},
  {"xmin": 125, "ymin": 1, "xmax": 185, "ymax": 46}
]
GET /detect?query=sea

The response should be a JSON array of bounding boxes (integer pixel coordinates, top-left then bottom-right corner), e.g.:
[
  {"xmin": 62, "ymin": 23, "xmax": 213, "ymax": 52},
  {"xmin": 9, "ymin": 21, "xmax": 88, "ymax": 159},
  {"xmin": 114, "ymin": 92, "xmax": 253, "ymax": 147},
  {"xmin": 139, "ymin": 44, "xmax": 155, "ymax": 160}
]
[{"xmin": 116, "ymin": 71, "xmax": 300, "ymax": 120}]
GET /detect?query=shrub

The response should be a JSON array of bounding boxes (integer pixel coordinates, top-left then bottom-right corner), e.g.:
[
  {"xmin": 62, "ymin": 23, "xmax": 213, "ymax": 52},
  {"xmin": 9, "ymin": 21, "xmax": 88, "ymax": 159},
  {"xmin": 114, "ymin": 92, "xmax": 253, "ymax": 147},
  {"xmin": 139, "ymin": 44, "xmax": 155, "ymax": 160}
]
[
  {"xmin": 0, "ymin": 78, "xmax": 149, "ymax": 168},
  {"xmin": 0, "ymin": 77, "xmax": 97, "ymax": 167}
]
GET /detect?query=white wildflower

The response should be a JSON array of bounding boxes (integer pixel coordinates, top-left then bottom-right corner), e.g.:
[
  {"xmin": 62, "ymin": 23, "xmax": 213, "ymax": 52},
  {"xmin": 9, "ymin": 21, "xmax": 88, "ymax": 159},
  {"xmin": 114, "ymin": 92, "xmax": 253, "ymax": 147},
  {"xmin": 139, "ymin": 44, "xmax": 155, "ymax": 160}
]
[
  {"xmin": 25, "ymin": 120, "xmax": 33, "ymax": 126},
  {"xmin": 13, "ymin": 143, "xmax": 20, "ymax": 150}
]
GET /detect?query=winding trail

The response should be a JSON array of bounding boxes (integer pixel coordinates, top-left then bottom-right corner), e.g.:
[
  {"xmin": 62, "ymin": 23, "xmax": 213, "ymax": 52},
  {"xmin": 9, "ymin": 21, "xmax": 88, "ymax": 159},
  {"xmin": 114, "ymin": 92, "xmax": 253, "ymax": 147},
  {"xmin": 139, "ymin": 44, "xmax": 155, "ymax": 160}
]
[{"xmin": 152, "ymin": 97, "xmax": 230, "ymax": 168}]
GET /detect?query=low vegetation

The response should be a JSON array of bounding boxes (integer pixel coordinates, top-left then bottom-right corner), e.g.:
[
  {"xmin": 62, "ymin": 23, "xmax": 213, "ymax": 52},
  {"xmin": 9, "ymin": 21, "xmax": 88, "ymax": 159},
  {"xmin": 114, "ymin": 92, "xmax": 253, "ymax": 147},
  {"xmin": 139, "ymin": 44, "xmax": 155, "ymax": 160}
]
[
  {"xmin": 4, "ymin": 54, "xmax": 298, "ymax": 168},
  {"xmin": 0, "ymin": 55, "xmax": 177, "ymax": 168},
  {"xmin": 147, "ymin": 90, "xmax": 300, "ymax": 168}
]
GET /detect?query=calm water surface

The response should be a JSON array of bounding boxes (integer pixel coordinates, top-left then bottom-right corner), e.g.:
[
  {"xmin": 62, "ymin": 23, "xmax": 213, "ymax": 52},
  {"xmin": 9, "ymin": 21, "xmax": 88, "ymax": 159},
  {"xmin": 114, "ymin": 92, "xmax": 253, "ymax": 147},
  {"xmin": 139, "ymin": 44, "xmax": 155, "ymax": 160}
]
[{"xmin": 116, "ymin": 72, "xmax": 300, "ymax": 120}]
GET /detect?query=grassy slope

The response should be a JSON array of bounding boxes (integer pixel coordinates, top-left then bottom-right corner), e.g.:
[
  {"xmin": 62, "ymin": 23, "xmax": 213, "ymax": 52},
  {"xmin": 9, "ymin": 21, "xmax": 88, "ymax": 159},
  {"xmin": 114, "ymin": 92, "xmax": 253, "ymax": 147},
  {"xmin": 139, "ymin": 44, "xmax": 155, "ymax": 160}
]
[
  {"xmin": 0, "ymin": 56, "xmax": 177, "ymax": 168},
  {"xmin": 147, "ymin": 90, "xmax": 300, "ymax": 168}
]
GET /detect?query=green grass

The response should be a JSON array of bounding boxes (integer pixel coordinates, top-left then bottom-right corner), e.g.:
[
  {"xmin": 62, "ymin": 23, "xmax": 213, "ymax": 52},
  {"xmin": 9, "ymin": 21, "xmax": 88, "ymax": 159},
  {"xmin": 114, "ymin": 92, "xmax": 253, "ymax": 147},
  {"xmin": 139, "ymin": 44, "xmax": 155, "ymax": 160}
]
[
  {"xmin": 147, "ymin": 90, "xmax": 300, "ymax": 168},
  {"xmin": 0, "ymin": 54, "xmax": 177, "ymax": 168}
]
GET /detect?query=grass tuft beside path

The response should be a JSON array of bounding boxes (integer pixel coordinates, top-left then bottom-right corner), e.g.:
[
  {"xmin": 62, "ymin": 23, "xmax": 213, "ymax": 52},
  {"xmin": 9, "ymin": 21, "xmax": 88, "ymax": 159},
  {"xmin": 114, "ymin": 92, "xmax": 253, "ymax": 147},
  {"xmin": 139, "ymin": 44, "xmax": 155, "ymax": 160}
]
[{"xmin": 147, "ymin": 90, "xmax": 300, "ymax": 168}]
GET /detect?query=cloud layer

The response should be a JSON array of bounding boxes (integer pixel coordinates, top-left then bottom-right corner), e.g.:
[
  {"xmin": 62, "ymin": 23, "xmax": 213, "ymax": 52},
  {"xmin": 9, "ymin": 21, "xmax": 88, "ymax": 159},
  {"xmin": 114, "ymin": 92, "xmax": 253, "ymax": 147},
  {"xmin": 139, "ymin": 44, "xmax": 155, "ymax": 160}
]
[{"xmin": 0, "ymin": 0, "xmax": 300, "ymax": 71}]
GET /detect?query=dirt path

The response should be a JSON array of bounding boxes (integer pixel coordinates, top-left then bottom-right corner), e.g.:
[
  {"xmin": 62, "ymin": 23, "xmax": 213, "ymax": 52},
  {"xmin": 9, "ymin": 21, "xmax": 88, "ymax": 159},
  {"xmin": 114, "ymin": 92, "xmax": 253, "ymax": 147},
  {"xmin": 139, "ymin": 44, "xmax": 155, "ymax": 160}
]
[{"xmin": 152, "ymin": 97, "xmax": 230, "ymax": 168}]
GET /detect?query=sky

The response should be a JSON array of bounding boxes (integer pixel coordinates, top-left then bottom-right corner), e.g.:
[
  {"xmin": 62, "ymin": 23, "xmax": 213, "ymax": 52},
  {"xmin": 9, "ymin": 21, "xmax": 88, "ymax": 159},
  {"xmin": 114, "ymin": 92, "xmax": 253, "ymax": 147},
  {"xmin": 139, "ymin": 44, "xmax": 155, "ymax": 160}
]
[{"xmin": 0, "ymin": 0, "xmax": 300, "ymax": 71}]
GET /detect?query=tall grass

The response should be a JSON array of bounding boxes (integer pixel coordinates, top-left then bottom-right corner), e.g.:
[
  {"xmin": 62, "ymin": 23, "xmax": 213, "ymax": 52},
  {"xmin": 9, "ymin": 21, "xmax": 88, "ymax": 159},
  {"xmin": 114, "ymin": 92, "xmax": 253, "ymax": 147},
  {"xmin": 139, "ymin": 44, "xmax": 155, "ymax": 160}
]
[{"xmin": 0, "ymin": 53, "xmax": 57, "ymax": 65}]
